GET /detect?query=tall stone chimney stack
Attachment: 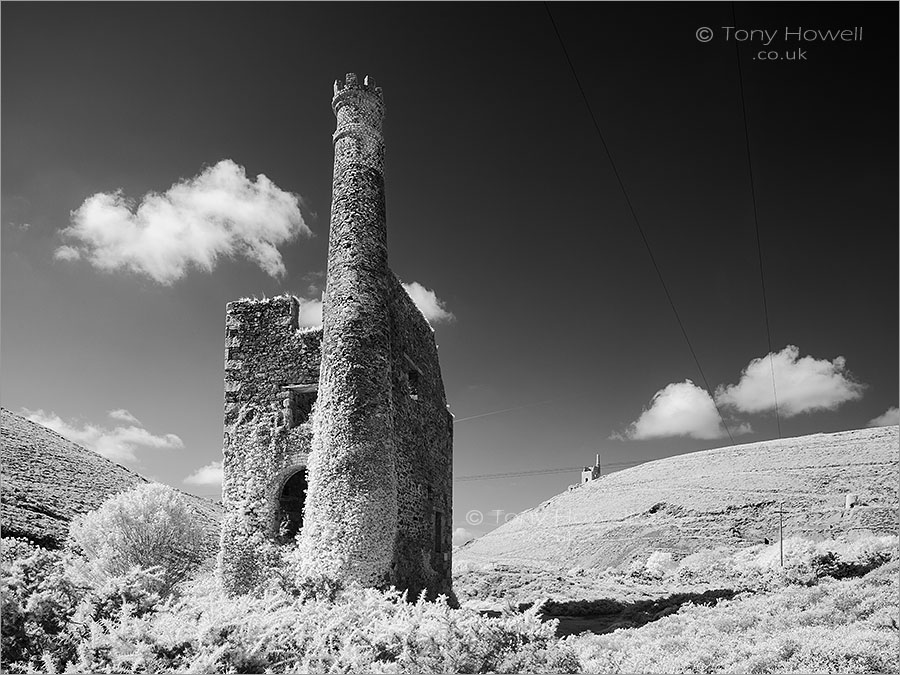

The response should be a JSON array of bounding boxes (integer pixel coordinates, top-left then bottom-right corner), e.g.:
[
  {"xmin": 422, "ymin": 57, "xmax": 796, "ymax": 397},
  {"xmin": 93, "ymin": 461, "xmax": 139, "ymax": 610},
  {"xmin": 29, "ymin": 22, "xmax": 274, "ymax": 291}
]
[{"xmin": 297, "ymin": 74, "xmax": 398, "ymax": 586}]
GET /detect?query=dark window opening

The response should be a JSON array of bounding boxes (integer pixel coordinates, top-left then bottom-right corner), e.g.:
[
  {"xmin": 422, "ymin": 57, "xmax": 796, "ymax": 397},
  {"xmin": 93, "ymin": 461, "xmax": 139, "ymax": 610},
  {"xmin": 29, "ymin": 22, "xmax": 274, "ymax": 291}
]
[
  {"xmin": 407, "ymin": 370, "xmax": 420, "ymax": 400},
  {"xmin": 433, "ymin": 511, "xmax": 443, "ymax": 554},
  {"xmin": 280, "ymin": 386, "xmax": 317, "ymax": 428},
  {"xmin": 276, "ymin": 469, "xmax": 308, "ymax": 544},
  {"xmin": 291, "ymin": 391, "xmax": 317, "ymax": 424}
]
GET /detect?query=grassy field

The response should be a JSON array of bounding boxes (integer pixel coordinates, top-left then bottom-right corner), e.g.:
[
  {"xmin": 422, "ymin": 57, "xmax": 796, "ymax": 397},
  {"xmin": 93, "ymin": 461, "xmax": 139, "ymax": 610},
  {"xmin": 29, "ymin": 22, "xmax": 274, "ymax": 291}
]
[
  {"xmin": 457, "ymin": 535, "xmax": 900, "ymax": 673},
  {"xmin": 457, "ymin": 426, "xmax": 899, "ymax": 573}
]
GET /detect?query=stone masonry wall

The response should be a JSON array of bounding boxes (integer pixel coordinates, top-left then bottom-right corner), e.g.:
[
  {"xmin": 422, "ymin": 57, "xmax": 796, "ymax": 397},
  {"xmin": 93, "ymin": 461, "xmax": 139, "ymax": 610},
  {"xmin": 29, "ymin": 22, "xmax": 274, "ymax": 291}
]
[
  {"xmin": 219, "ymin": 295, "xmax": 321, "ymax": 594},
  {"xmin": 296, "ymin": 74, "xmax": 399, "ymax": 587},
  {"xmin": 220, "ymin": 74, "xmax": 453, "ymax": 601},
  {"xmin": 386, "ymin": 271, "xmax": 454, "ymax": 599}
]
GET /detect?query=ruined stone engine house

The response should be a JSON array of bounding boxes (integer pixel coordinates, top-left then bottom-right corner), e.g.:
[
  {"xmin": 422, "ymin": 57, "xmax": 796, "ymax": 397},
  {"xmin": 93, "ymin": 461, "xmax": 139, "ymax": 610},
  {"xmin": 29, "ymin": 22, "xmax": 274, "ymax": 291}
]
[{"xmin": 218, "ymin": 74, "xmax": 453, "ymax": 599}]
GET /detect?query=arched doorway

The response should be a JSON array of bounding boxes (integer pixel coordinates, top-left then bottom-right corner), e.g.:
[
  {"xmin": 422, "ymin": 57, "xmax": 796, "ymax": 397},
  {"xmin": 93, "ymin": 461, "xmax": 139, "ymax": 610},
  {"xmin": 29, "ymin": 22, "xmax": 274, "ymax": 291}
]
[{"xmin": 276, "ymin": 469, "xmax": 307, "ymax": 544}]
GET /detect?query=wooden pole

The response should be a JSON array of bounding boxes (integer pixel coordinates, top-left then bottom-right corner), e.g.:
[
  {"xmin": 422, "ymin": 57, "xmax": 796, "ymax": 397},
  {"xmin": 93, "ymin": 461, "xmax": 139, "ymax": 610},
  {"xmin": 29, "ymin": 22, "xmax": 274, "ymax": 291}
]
[{"xmin": 779, "ymin": 501, "xmax": 784, "ymax": 567}]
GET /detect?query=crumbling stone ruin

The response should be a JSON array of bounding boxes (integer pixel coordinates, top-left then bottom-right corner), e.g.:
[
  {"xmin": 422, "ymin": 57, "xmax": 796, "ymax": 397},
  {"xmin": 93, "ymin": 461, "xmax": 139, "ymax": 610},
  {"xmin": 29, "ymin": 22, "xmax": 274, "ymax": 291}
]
[
  {"xmin": 581, "ymin": 454, "xmax": 601, "ymax": 483},
  {"xmin": 218, "ymin": 74, "xmax": 454, "ymax": 600}
]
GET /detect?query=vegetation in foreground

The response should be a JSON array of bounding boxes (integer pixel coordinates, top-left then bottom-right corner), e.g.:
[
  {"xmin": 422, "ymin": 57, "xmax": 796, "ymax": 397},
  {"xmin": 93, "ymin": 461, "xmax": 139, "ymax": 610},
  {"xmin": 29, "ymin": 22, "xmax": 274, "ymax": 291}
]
[
  {"xmin": 563, "ymin": 547, "xmax": 899, "ymax": 673},
  {"xmin": 1, "ymin": 485, "xmax": 578, "ymax": 673},
  {"xmin": 1, "ymin": 483, "xmax": 897, "ymax": 673}
]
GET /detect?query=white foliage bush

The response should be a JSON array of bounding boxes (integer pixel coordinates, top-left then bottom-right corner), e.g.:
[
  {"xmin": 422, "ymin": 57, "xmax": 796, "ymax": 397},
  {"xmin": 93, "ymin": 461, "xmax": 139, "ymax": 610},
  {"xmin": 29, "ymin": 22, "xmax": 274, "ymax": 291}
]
[
  {"xmin": 644, "ymin": 551, "xmax": 677, "ymax": 577},
  {"xmin": 66, "ymin": 573, "xmax": 582, "ymax": 674},
  {"xmin": 68, "ymin": 483, "xmax": 206, "ymax": 592},
  {"xmin": 567, "ymin": 560, "xmax": 899, "ymax": 674},
  {"xmin": 664, "ymin": 535, "xmax": 899, "ymax": 589}
]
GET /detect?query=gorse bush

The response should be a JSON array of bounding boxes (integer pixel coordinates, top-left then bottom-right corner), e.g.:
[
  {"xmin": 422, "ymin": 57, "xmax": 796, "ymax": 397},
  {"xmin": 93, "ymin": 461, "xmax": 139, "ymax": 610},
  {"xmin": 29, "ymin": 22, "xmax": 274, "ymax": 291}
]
[
  {"xmin": 1, "ymin": 547, "xmax": 171, "ymax": 672},
  {"xmin": 2, "ymin": 563, "xmax": 581, "ymax": 674},
  {"xmin": 646, "ymin": 535, "xmax": 899, "ymax": 590},
  {"xmin": 643, "ymin": 550, "xmax": 677, "ymax": 578},
  {"xmin": 1, "ymin": 547, "xmax": 83, "ymax": 671},
  {"xmin": 566, "ymin": 560, "xmax": 900, "ymax": 674},
  {"xmin": 1, "ymin": 537, "xmax": 43, "ymax": 565},
  {"xmin": 2, "ymin": 484, "xmax": 206, "ymax": 672},
  {"xmin": 4, "ymin": 498, "xmax": 895, "ymax": 675},
  {"xmin": 68, "ymin": 483, "xmax": 206, "ymax": 593},
  {"xmin": 2, "ymin": 481, "xmax": 581, "ymax": 674},
  {"xmin": 69, "ymin": 575, "xmax": 581, "ymax": 674}
]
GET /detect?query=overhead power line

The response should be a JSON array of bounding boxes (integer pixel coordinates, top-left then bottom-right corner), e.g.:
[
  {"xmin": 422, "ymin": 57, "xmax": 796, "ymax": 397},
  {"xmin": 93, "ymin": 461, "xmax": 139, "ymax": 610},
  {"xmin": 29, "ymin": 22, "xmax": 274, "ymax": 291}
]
[
  {"xmin": 455, "ymin": 459, "xmax": 644, "ymax": 482},
  {"xmin": 543, "ymin": 2, "xmax": 734, "ymax": 444},
  {"xmin": 731, "ymin": 1, "xmax": 781, "ymax": 438},
  {"xmin": 453, "ymin": 400, "xmax": 554, "ymax": 424}
]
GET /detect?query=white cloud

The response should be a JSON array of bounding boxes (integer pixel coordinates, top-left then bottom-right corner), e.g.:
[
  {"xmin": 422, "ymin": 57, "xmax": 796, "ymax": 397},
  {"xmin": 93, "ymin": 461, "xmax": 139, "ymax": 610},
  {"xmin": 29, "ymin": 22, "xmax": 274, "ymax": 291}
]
[
  {"xmin": 21, "ymin": 408, "xmax": 183, "ymax": 462},
  {"xmin": 402, "ymin": 281, "xmax": 455, "ymax": 324},
  {"xmin": 293, "ymin": 283, "xmax": 452, "ymax": 328},
  {"xmin": 616, "ymin": 380, "xmax": 741, "ymax": 441},
  {"xmin": 108, "ymin": 408, "xmax": 141, "ymax": 425},
  {"xmin": 297, "ymin": 297, "xmax": 323, "ymax": 328},
  {"xmin": 54, "ymin": 245, "xmax": 81, "ymax": 261},
  {"xmin": 184, "ymin": 461, "xmax": 224, "ymax": 487},
  {"xmin": 452, "ymin": 527, "xmax": 477, "ymax": 547},
  {"xmin": 867, "ymin": 406, "xmax": 899, "ymax": 428},
  {"xmin": 716, "ymin": 345, "xmax": 865, "ymax": 417},
  {"xmin": 56, "ymin": 160, "xmax": 311, "ymax": 284}
]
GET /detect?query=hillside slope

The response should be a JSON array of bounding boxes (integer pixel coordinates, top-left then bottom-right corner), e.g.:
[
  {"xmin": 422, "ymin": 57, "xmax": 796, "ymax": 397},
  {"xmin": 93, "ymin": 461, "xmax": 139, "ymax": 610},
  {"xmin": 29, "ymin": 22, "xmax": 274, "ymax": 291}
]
[
  {"xmin": 456, "ymin": 426, "xmax": 899, "ymax": 572},
  {"xmin": 1, "ymin": 408, "xmax": 222, "ymax": 552}
]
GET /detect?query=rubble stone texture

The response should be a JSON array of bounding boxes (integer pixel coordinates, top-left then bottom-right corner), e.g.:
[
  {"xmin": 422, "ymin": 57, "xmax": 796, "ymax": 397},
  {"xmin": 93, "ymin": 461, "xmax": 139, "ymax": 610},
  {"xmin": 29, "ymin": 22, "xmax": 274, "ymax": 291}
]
[{"xmin": 219, "ymin": 74, "xmax": 453, "ymax": 599}]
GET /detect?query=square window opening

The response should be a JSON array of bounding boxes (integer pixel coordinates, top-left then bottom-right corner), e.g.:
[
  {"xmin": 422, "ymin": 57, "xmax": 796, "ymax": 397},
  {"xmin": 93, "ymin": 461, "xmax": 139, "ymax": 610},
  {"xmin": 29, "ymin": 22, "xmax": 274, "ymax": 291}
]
[{"xmin": 407, "ymin": 370, "xmax": 420, "ymax": 401}]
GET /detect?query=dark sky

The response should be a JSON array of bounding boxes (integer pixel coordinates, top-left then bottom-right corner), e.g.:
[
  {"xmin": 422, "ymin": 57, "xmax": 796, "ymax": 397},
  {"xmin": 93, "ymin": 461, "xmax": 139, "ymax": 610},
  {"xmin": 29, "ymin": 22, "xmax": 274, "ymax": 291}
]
[{"xmin": 3, "ymin": 2, "xmax": 897, "ymax": 539}]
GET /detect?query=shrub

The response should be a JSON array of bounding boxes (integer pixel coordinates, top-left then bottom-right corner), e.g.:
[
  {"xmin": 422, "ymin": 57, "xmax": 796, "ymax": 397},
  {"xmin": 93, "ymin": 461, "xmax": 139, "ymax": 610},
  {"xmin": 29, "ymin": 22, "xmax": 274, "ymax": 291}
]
[
  {"xmin": 566, "ymin": 560, "xmax": 900, "ymax": 674},
  {"xmin": 1, "ymin": 548, "xmax": 85, "ymax": 672},
  {"xmin": 1, "ymin": 537, "xmax": 44, "ymax": 565},
  {"xmin": 74, "ymin": 566, "xmax": 167, "ymax": 624},
  {"xmin": 65, "ymin": 573, "xmax": 582, "ymax": 673},
  {"xmin": 644, "ymin": 551, "xmax": 677, "ymax": 578},
  {"xmin": 3, "ymin": 543, "xmax": 581, "ymax": 673},
  {"xmin": 68, "ymin": 483, "xmax": 207, "ymax": 593},
  {"xmin": 666, "ymin": 535, "xmax": 899, "ymax": 592}
]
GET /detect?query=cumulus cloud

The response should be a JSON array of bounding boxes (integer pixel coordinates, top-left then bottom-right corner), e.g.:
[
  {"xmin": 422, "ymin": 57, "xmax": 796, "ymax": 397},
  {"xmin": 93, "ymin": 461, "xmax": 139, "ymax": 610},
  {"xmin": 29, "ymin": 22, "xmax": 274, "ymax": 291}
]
[
  {"xmin": 184, "ymin": 461, "xmax": 224, "ymax": 487},
  {"xmin": 292, "ymin": 282, "xmax": 452, "ymax": 328},
  {"xmin": 867, "ymin": 406, "xmax": 899, "ymax": 428},
  {"xmin": 402, "ymin": 281, "xmax": 455, "ymax": 324},
  {"xmin": 615, "ymin": 380, "xmax": 744, "ymax": 441},
  {"xmin": 56, "ymin": 160, "xmax": 311, "ymax": 284},
  {"xmin": 452, "ymin": 527, "xmax": 477, "ymax": 547},
  {"xmin": 715, "ymin": 345, "xmax": 865, "ymax": 417},
  {"xmin": 108, "ymin": 408, "xmax": 141, "ymax": 425},
  {"xmin": 297, "ymin": 297, "xmax": 323, "ymax": 328},
  {"xmin": 302, "ymin": 270, "xmax": 326, "ymax": 297},
  {"xmin": 22, "ymin": 408, "xmax": 183, "ymax": 462},
  {"xmin": 54, "ymin": 245, "xmax": 81, "ymax": 261}
]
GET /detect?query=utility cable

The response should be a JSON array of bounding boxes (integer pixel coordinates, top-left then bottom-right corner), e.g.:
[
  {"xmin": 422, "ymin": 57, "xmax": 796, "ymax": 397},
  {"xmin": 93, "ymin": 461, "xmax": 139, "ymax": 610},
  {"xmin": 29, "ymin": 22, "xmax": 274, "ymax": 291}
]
[
  {"xmin": 543, "ymin": 2, "xmax": 734, "ymax": 444},
  {"xmin": 731, "ymin": 1, "xmax": 782, "ymax": 438},
  {"xmin": 453, "ymin": 400, "xmax": 554, "ymax": 424},
  {"xmin": 455, "ymin": 459, "xmax": 645, "ymax": 482}
]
